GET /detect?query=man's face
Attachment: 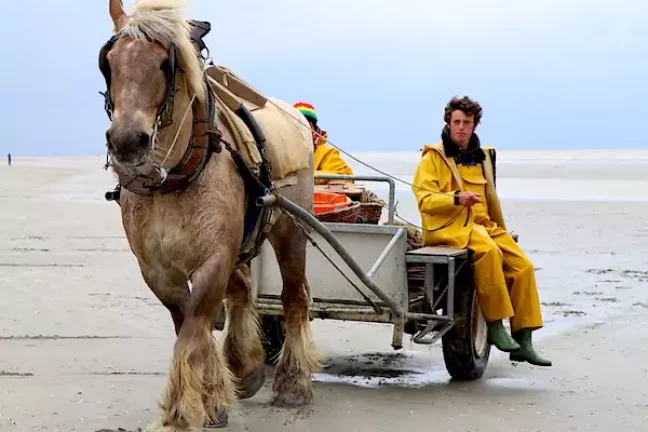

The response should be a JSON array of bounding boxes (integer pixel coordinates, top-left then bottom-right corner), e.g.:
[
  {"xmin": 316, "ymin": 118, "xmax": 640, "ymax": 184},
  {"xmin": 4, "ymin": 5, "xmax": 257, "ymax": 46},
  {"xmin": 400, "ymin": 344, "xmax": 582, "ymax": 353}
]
[
  {"xmin": 308, "ymin": 119, "xmax": 319, "ymax": 146},
  {"xmin": 448, "ymin": 110, "xmax": 475, "ymax": 148}
]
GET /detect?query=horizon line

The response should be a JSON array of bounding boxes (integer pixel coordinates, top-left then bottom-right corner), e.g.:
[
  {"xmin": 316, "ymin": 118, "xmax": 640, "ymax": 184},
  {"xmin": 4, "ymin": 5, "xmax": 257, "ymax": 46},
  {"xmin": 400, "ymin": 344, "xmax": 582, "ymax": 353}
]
[{"xmin": 3, "ymin": 147, "xmax": 648, "ymax": 158}]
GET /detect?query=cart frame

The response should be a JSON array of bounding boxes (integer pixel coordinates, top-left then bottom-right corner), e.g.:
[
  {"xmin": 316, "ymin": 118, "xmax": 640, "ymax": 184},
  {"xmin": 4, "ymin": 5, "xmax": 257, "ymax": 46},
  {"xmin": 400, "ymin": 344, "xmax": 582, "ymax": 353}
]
[{"xmin": 230, "ymin": 171, "xmax": 494, "ymax": 380}]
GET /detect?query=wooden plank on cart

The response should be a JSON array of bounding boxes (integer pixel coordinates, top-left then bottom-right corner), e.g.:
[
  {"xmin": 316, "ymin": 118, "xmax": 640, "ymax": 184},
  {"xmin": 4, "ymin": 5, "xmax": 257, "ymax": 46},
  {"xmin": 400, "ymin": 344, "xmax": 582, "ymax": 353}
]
[{"xmin": 405, "ymin": 246, "xmax": 468, "ymax": 264}]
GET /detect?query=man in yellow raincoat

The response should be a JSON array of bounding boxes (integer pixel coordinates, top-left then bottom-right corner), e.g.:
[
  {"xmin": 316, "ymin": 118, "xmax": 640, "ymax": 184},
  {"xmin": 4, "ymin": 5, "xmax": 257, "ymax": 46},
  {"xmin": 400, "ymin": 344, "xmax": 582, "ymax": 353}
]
[
  {"xmin": 411, "ymin": 96, "xmax": 551, "ymax": 367},
  {"xmin": 294, "ymin": 102, "xmax": 354, "ymax": 185}
]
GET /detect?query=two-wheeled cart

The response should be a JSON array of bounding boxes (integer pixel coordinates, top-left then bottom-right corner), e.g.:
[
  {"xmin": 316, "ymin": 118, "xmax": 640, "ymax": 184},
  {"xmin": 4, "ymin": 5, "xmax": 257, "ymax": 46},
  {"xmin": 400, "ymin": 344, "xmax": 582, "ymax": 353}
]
[{"xmin": 240, "ymin": 173, "xmax": 491, "ymax": 380}]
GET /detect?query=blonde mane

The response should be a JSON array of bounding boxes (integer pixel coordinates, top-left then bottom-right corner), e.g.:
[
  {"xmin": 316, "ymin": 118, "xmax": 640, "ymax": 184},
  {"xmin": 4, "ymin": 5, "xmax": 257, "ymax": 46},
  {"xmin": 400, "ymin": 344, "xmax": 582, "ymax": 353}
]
[{"xmin": 120, "ymin": 0, "xmax": 206, "ymax": 102}]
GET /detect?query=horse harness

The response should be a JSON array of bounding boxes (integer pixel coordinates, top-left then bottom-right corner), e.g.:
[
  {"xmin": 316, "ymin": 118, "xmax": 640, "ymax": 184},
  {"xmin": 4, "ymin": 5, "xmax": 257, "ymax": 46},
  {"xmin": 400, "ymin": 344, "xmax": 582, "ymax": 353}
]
[{"xmin": 98, "ymin": 20, "xmax": 273, "ymax": 264}]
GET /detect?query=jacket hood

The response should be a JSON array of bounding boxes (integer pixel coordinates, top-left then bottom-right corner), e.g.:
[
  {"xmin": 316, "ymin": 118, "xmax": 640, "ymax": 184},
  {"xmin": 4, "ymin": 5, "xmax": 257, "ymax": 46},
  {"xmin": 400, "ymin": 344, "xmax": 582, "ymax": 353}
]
[{"xmin": 421, "ymin": 143, "xmax": 442, "ymax": 157}]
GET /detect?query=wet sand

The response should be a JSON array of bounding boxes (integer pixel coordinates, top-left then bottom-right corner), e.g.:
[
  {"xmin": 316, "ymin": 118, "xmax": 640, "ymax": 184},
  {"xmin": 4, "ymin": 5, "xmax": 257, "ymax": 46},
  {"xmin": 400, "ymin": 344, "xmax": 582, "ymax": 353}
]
[{"xmin": 1, "ymin": 157, "xmax": 648, "ymax": 431}]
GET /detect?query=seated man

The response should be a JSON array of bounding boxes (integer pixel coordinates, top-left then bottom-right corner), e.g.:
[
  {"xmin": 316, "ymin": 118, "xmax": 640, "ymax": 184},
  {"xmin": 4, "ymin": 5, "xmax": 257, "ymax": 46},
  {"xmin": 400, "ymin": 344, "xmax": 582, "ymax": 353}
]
[
  {"xmin": 294, "ymin": 101, "xmax": 354, "ymax": 185},
  {"xmin": 411, "ymin": 96, "xmax": 551, "ymax": 367}
]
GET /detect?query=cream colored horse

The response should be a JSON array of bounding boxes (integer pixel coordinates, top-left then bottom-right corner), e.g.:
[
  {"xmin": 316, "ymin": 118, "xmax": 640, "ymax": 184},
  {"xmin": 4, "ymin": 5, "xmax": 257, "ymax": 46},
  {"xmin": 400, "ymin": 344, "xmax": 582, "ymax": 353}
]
[{"xmin": 99, "ymin": 0, "xmax": 320, "ymax": 430}]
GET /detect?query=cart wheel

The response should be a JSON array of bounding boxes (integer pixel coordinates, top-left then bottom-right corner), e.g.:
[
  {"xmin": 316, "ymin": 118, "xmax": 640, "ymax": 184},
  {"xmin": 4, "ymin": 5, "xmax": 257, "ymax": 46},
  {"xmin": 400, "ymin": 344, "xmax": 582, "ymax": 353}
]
[
  {"xmin": 260, "ymin": 315, "xmax": 285, "ymax": 365},
  {"xmin": 441, "ymin": 272, "xmax": 490, "ymax": 381}
]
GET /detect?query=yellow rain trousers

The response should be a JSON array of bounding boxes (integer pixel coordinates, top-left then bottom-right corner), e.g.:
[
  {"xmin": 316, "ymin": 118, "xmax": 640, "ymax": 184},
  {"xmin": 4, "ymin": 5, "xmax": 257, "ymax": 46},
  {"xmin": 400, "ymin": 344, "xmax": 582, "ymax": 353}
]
[
  {"xmin": 412, "ymin": 143, "xmax": 542, "ymax": 332},
  {"xmin": 313, "ymin": 133, "xmax": 354, "ymax": 185}
]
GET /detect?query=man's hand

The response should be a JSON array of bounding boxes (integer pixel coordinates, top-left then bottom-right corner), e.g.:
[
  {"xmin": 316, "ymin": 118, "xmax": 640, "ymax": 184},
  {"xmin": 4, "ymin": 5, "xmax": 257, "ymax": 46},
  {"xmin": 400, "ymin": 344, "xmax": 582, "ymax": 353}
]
[{"xmin": 456, "ymin": 191, "xmax": 481, "ymax": 207}]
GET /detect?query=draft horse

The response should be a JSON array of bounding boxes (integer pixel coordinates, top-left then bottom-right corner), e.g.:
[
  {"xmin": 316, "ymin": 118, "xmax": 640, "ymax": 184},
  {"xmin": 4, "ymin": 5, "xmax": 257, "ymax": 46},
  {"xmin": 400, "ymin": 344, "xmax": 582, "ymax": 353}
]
[{"xmin": 98, "ymin": 0, "xmax": 320, "ymax": 430}]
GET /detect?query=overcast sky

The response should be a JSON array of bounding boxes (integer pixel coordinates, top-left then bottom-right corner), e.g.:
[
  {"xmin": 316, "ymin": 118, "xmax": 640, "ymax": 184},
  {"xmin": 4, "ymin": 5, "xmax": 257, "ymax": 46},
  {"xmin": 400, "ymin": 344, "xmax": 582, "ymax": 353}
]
[{"xmin": 1, "ymin": 0, "xmax": 646, "ymax": 156}]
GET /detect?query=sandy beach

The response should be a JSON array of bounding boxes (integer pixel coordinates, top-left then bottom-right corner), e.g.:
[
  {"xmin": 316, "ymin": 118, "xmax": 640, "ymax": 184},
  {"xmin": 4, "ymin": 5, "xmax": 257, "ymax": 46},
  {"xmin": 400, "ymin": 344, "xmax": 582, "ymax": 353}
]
[{"xmin": 1, "ymin": 153, "xmax": 648, "ymax": 431}]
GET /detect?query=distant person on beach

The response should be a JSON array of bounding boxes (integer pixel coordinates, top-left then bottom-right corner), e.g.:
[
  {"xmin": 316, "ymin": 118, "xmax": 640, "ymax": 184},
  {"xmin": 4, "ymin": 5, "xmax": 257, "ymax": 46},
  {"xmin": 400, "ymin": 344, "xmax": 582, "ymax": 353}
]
[
  {"xmin": 7, "ymin": 153, "xmax": 11, "ymax": 166},
  {"xmin": 411, "ymin": 96, "xmax": 551, "ymax": 367},
  {"xmin": 294, "ymin": 101, "xmax": 354, "ymax": 185}
]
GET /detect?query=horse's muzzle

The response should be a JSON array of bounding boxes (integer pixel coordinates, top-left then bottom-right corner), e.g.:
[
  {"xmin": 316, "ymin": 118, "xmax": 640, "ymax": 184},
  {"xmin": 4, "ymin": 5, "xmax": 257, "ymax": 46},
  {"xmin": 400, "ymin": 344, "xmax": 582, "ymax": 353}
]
[{"xmin": 106, "ymin": 129, "xmax": 151, "ymax": 164}]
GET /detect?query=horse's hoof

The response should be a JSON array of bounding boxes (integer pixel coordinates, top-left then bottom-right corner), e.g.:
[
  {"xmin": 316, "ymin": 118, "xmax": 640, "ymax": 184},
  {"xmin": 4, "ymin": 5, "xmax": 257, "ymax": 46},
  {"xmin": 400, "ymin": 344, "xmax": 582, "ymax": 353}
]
[
  {"xmin": 238, "ymin": 366, "xmax": 266, "ymax": 399},
  {"xmin": 204, "ymin": 409, "xmax": 228, "ymax": 429},
  {"xmin": 271, "ymin": 388, "xmax": 312, "ymax": 407}
]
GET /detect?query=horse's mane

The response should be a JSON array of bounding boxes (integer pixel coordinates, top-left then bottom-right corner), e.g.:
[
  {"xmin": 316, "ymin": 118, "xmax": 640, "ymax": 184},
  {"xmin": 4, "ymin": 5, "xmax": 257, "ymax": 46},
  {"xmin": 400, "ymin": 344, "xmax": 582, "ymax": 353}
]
[{"xmin": 120, "ymin": 0, "xmax": 206, "ymax": 102}]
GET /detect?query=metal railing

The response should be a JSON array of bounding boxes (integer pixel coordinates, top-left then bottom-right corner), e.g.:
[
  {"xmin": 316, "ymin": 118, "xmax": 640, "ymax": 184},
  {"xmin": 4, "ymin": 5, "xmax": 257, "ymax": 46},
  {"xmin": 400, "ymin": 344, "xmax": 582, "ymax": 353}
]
[{"xmin": 313, "ymin": 174, "xmax": 396, "ymax": 225}]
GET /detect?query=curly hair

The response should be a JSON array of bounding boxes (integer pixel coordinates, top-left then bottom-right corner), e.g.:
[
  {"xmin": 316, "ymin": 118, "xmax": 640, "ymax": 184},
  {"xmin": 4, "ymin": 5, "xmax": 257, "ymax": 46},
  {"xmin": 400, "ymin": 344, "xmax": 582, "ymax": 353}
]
[{"xmin": 443, "ymin": 96, "xmax": 483, "ymax": 126}]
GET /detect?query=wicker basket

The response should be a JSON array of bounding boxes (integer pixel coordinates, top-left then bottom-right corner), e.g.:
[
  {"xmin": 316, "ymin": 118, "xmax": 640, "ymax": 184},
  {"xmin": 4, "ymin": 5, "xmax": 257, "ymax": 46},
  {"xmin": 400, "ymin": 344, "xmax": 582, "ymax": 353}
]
[
  {"xmin": 357, "ymin": 202, "xmax": 383, "ymax": 225},
  {"xmin": 315, "ymin": 201, "xmax": 361, "ymax": 224}
]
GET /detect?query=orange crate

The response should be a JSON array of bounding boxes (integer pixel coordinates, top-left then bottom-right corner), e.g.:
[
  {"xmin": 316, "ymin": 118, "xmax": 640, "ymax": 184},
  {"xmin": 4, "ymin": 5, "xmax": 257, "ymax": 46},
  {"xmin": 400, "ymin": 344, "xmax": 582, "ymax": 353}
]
[{"xmin": 313, "ymin": 191, "xmax": 352, "ymax": 215}]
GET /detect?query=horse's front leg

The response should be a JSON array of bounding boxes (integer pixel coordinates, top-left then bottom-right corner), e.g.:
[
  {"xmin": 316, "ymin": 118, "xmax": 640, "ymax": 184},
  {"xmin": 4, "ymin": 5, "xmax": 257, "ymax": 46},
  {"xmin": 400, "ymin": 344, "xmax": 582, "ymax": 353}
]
[
  {"xmin": 149, "ymin": 255, "xmax": 237, "ymax": 432},
  {"xmin": 140, "ymin": 267, "xmax": 190, "ymax": 336},
  {"xmin": 223, "ymin": 263, "xmax": 266, "ymax": 399}
]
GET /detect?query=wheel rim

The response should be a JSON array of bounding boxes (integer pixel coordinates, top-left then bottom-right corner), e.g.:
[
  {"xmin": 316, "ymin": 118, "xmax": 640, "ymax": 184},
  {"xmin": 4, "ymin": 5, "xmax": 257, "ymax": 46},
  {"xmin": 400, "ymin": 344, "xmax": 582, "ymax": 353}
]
[{"xmin": 471, "ymin": 292, "xmax": 488, "ymax": 357}]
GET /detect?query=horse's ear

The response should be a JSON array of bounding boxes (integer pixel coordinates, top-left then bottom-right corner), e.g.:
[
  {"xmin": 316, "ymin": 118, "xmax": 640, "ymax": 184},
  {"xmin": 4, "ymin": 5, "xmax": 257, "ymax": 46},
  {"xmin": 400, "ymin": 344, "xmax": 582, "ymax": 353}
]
[{"xmin": 109, "ymin": 0, "xmax": 127, "ymax": 32}]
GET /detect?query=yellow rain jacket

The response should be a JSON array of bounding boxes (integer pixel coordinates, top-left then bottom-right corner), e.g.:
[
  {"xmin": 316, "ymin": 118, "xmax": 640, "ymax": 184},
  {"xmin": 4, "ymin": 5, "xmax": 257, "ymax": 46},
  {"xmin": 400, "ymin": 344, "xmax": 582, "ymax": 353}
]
[
  {"xmin": 313, "ymin": 131, "xmax": 354, "ymax": 185},
  {"xmin": 412, "ymin": 142, "xmax": 505, "ymax": 248},
  {"xmin": 411, "ymin": 141, "xmax": 542, "ymax": 331}
]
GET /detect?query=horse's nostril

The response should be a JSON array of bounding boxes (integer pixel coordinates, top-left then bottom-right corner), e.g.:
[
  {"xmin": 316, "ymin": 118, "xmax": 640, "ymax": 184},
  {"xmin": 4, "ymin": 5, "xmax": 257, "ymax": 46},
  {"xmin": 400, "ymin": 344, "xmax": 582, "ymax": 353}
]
[
  {"xmin": 138, "ymin": 132, "xmax": 150, "ymax": 148},
  {"xmin": 104, "ymin": 130, "xmax": 149, "ymax": 156},
  {"xmin": 105, "ymin": 131, "xmax": 114, "ymax": 149}
]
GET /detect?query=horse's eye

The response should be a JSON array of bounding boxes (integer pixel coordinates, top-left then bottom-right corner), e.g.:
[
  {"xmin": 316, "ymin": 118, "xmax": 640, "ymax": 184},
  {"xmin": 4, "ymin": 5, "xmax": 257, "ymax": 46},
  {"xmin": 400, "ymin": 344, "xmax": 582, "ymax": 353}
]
[{"xmin": 160, "ymin": 58, "xmax": 170, "ymax": 71}]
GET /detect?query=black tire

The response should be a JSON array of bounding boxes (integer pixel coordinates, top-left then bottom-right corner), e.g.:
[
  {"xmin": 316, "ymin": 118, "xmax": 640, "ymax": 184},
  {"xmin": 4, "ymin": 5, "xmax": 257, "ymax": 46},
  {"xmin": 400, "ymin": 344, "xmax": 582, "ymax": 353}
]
[
  {"xmin": 260, "ymin": 315, "xmax": 285, "ymax": 365},
  {"xmin": 441, "ymin": 259, "xmax": 491, "ymax": 381}
]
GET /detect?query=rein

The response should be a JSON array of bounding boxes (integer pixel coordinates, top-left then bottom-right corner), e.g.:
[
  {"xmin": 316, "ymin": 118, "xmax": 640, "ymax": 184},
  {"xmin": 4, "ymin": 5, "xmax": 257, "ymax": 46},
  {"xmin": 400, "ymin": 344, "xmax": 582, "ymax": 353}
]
[{"xmin": 160, "ymin": 92, "xmax": 197, "ymax": 168}]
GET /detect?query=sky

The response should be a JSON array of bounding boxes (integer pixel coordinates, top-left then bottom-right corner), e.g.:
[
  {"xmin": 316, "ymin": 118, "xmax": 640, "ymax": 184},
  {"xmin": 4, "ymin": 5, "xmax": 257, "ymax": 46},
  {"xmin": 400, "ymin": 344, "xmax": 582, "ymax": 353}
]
[{"xmin": 0, "ymin": 0, "xmax": 646, "ymax": 156}]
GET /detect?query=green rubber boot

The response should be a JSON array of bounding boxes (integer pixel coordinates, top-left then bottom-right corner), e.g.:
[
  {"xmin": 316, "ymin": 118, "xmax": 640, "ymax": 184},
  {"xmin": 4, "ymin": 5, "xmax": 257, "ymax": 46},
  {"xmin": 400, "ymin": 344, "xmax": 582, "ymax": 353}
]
[
  {"xmin": 487, "ymin": 320, "xmax": 520, "ymax": 353},
  {"xmin": 509, "ymin": 329, "xmax": 552, "ymax": 367}
]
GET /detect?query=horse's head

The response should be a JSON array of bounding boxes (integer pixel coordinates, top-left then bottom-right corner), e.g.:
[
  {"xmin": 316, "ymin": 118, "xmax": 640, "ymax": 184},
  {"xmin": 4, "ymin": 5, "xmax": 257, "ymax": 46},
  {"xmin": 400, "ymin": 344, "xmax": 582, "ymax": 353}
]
[{"xmin": 99, "ymin": 0, "xmax": 207, "ymax": 167}]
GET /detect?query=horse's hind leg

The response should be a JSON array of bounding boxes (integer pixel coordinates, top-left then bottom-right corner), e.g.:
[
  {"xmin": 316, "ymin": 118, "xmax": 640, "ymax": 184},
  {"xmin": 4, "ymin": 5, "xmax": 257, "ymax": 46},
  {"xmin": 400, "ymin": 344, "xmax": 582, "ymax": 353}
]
[
  {"xmin": 152, "ymin": 256, "xmax": 237, "ymax": 432},
  {"xmin": 222, "ymin": 263, "xmax": 266, "ymax": 399},
  {"xmin": 268, "ymin": 215, "xmax": 321, "ymax": 407}
]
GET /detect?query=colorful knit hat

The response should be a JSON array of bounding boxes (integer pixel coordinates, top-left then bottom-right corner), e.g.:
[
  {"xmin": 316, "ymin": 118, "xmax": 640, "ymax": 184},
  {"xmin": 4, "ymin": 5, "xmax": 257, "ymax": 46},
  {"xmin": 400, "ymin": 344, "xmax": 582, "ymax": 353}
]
[{"xmin": 294, "ymin": 102, "xmax": 318, "ymax": 124}]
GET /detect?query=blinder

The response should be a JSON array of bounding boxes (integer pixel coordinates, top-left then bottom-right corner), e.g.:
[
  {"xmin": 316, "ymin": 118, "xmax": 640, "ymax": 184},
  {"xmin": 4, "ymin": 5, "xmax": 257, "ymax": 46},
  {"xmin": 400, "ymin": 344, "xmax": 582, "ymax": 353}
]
[
  {"xmin": 98, "ymin": 32, "xmax": 179, "ymax": 129},
  {"xmin": 188, "ymin": 19, "xmax": 211, "ymax": 58}
]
